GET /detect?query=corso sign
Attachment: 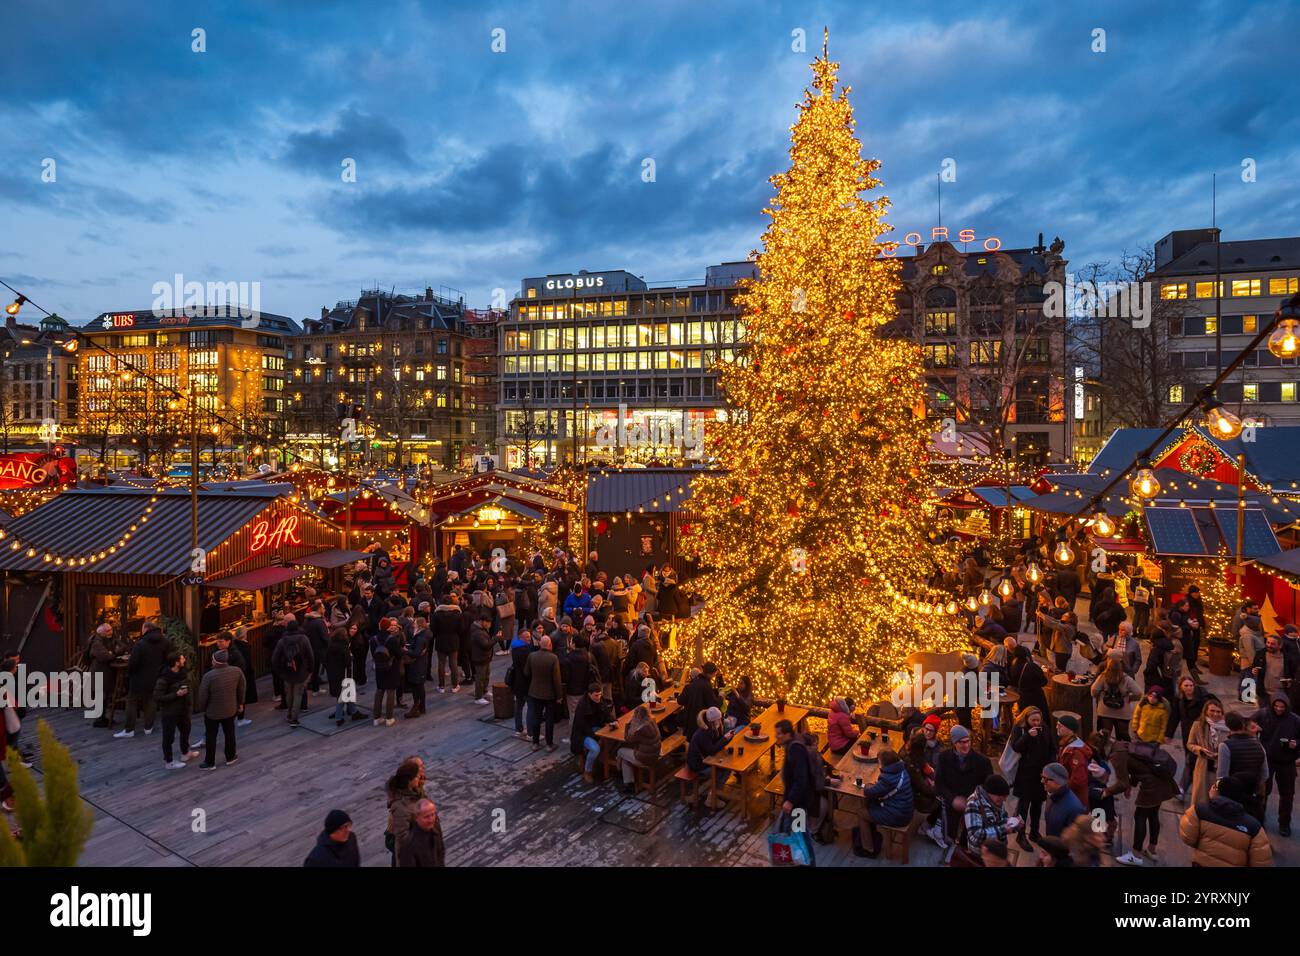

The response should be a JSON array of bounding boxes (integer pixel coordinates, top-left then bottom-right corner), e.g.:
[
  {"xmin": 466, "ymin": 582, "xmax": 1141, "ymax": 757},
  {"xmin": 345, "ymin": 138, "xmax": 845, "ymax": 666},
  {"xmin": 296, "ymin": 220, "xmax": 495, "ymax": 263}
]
[{"xmin": 544, "ymin": 276, "xmax": 605, "ymax": 291}]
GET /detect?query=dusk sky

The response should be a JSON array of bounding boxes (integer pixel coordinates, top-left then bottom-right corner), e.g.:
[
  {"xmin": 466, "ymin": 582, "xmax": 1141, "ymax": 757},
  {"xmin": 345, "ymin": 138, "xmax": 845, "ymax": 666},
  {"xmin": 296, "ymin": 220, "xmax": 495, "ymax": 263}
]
[{"xmin": 2, "ymin": 0, "xmax": 1298, "ymax": 324}]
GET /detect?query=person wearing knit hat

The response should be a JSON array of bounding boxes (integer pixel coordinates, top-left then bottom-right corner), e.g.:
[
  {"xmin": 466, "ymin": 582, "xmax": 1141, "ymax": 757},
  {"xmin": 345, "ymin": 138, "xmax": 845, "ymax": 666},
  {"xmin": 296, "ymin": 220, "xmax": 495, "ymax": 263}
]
[
  {"xmin": 304, "ymin": 809, "xmax": 359, "ymax": 867},
  {"xmin": 1056, "ymin": 714, "xmax": 1080, "ymax": 735},
  {"xmin": 1055, "ymin": 714, "xmax": 1094, "ymax": 809},
  {"xmin": 949, "ymin": 724, "xmax": 970, "ymax": 743},
  {"xmin": 922, "ymin": 713, "xmax": 942, "ymax": 730},
  {"xmin": 962, "ymin": 772, "xmax": 1020, "ymax": 854},
  {"xmin": 934, "ymin": 719, "xmax": 992, "ymax": 846},
  {"xmin": 1042, "ymin": 760, "xmax": 1085, "ymax": 838}
]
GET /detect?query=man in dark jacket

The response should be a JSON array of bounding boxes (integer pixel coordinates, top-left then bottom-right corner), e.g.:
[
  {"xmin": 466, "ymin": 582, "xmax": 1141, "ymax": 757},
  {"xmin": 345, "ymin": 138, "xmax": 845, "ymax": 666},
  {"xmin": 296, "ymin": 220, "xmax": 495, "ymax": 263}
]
[
  {"xmin": 403, "ymin": 619, "xmax": 431, "ymax": 718},
  {"xmin": 571, "ymin": 683, "xmax": 614, "ymax": 783},
  {"xmin": 271, "ymin": 615, "xmax": 314, "ymax": 726},
  {"xmin": 116, "ymin": 622, "xmax": 168, "ymax": 738},
  {"xmin": 524, "ymin": 635, "xmax": 564, "ymax": 751},
  {"xmin": 678, "ymin": 663, "xmax": 723, "ymax": 742},
  {"xmin": 153, "ymin": 652, "xmax": 197, "ymax": 768},
  {"xmin": 775, "ymin": 718, "xmax": 817, "ymax": 865},
  {"xmin": 934, "ymin": 724, "xmax": 993, "ymax": 840},
  {"xmin": 627, "ymin": 626, "xmax": 662, "ymax": 684},
  {"xmin": 1250, "ymin": 634, "xmax": 1300, "ymax": 711},
  {"xmin": 1255, "ymin": 694, "xmax": 1300, "ymax": 835},
  {"xmin": 302, "ymin": 601, "xmax": 329, "ymax": 692},
  {"xmin": 87, "ymin": 623, "xmax": 123, "ymax": 728},
  {"xmin": 433, "ymin": 598, "xmax": 465, "ymax": 694},
  {"xmin": 1042, "ymin": 761, "xmax": 1085, "ymax": 837},
  {"xmin": 510, "ymin": 629, "xmax": 537, "ymax": 736},
  {"xmin": 398, "ymin": 799, "xmax": 445, "ymax": 867},
  {"xmin": 303, "ymin": 810, "xmax": 360, "ymax": 867},
  {"xmin": 470, "ymin": 618, "xmax": 497, "ymax": 704},
  {"xmin": 196, "ymin": 650, "xmax": 246, "ymax": 768}
]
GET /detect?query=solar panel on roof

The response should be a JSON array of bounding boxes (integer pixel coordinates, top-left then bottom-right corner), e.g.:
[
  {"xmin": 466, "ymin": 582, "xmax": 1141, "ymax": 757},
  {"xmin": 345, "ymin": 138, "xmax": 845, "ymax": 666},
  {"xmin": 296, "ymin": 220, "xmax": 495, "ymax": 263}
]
[
  {"xmin": 1213, "ymin": 509, "xmax": 1282, "ymax": 559},
  {"xmin": 1145, "ymin": 507, "xmax": 1210, "ymax": 556}
]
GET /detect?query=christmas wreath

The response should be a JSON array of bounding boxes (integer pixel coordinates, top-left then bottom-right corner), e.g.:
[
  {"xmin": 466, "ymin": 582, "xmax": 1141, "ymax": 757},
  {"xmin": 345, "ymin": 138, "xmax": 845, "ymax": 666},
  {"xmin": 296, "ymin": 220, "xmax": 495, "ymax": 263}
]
[{"xmin": 1178, "ymin": 441, "xmax": 1218, "ymax": 476}]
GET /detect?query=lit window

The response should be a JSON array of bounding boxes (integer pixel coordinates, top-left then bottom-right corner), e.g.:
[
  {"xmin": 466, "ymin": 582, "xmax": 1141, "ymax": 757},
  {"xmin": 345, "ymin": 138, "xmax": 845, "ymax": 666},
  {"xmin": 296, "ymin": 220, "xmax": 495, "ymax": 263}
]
[
  {"xmin": 931, "ymin": 265, "xmax": 949, "ymax": 275},
  {"xmin": 1243, "ymin": 315, "xmax": 1258, "ymax": 334},
  {"xmin": 1160, "ymin": 283, "xmax": 1188, "ymax": 300},
  {"xmin": 1283, "ymin": 383, "xmax": 1297, "ymax": 402},
  {"xmin": 1205, "ymin": 316, "xmax": 1217, "ymax": 335},
  {"xmin": 1231, "ymin": 279, "xmax": 1261, "ymax": 297},
  {"xmin": 1195, "ymin": 281, "xmax": 1219, "ymax": 298},
  {"xmin": 1268, "ymin": 277, "xmax": 1298, "ymax": 296},
  {"xmin": 1168, "ymin": 384, "xmax": 1184, "ymax": 403},
  {"xmin": 1243, "ymin": 383, "xmax": 1259, "ymax": 402}
]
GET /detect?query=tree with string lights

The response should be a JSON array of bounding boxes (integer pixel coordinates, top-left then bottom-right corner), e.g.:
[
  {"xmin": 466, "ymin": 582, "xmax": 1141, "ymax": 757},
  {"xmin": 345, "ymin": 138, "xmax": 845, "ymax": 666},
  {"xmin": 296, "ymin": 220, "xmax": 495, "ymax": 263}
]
[{"xmin": 679, "ymin": 36, "xmax": 969, "ymax": 703}]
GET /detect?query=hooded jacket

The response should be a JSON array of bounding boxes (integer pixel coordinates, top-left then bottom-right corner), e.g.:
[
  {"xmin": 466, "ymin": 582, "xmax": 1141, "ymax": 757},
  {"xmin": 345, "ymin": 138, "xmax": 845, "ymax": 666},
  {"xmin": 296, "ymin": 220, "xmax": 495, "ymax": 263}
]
[
  {"xmin": 1057, "ymin": 736, "xmax": 1094, "ymax": 807},
  {"xmin": 1130, "ymin": 698, "xmax": 1170, "ymax": 744},
  {"xmin": 272, "ymin": 626, "xmax": 314, "ymax": 683},
  {"xmin": 432, "ymin": 604, "xmax": 464, "ymax": 654},
  {"xmin": 826, "ymin": 698, "xmax": 857, "ymax": 752},
  {"xmin": 864, "ymin": 759, "xmax": 914, "ymax": 829},
  {"xmin": 537, "ymin": 580, "xmax": 559, "ymax": 619},
  {"xmin": 1256, "ymin": 697, "xmax": 1300, "ymax": 764},
  {"xmin": 1179, "ymin": 797, "xmax": 1272, "ymax": 867},
  {"xmin": 127, "ymin": 627, "xmax": 169, "ymax": 696},
  {"xmin": 303, "ymin": 830, "xmax": 361, "ymax": 867}
]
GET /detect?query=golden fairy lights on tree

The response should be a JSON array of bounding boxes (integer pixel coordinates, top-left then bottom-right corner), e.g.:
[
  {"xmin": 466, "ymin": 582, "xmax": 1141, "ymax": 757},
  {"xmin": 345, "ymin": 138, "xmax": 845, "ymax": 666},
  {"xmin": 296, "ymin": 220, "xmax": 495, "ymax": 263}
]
[{"xmin": 679, "ymin": 36, "xmax": 968, "ymax": 703}]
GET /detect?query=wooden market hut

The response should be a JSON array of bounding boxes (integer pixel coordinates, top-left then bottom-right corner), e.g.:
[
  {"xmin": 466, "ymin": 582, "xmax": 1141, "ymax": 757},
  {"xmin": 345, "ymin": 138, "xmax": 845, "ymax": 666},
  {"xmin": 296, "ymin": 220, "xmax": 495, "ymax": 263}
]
[
  {"xmin": 0, "ymin": 484, "xmax": 343, "ymax": 673},
  {"xmin": 425, "ymin": 471, "xmax": 576, "ymax": 561},
  {"xmin": 584, "ymin": 468, "xmax": 712, "ymax": 580}
]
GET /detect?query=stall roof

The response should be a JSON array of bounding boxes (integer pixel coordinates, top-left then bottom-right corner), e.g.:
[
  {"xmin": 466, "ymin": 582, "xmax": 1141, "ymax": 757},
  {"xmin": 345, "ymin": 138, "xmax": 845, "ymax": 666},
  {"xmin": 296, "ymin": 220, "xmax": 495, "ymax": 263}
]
[
  {"xmin": 293, "ymin": 548, "xmax": 370, "ymax": 569},
  {"xmin": 1089, "ymin": 424, "xmax": 1300, "ymax": 485},
  {"xmin": 586, "ymin": 469, "xmax": 708, "ymax": 513},
  {"xmin": 206, "ymin": 566, "xmax": 305, "ymax": 591},
  {"xmin": 0, "ymin": 486, "xmax": 298, "ymax": 575},
  {"xmin": 971, "ymin": 486, "xmax": 1037, "ymax": 507},
  {"xmin": 438, "ymin": 496, "xmax": 544, "ymax": 525},
  {"xmin": 1250, "ymin": 548, "xmax": 1300, "ymax": 582}
]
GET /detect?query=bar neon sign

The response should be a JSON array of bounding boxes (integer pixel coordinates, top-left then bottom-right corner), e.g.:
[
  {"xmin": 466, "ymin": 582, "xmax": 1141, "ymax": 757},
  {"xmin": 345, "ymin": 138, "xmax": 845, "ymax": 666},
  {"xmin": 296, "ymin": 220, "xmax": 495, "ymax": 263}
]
[{"xmin": 249, "ymin": 514, "xmax": 302, "ymax": 553}]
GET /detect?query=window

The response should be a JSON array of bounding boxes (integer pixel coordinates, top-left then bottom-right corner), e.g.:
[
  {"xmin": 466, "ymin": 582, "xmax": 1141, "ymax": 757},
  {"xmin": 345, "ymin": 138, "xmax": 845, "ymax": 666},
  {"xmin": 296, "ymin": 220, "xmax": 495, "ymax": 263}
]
[
  {"xmin": 1244, "ymin": 315, "xmax": 1258, "ymax": 334},
  {"xmin": 1283, "ymin": 383, "xmax": 1297, "ymax": 402},
  {"xmin": 924, "ymin": 311, "xmax": 956, "ymax": 335},
  {"xmin": 437, "ymin": 339, "xmax": 448, "ymax": 354},
  {"xmin": 155, "ymin": 352, "xmax": 179, "ymax": 370},
  {"xmin": 122, "ymin": 334, "xmax": 150, "ymax": 348},
  {"xmin": 1195, "ymin": 281, "xmax": 1223, "ymax": 298},
  {"xmin": 924, "ymin": 344, "xmax": 956, "ymax": 367},
  {"xmin": 1231, "ymin": 279, "xmax": 1261, "ymax": 297},
  {"xmin": 1269, "ymin": 277, "xmax": 1298, "ymax": 296},
  {"xmin": 262, "ymin": 354, "xmax": 284, "ymax": 371},
  {"xmin": 1160, "ymin": 283, "xmax": 1188, "ymax": 300},
  {"xmin": 1243, "ymin": 383, "xmax": 1259, "ymax": 402},
  {"xmin": 1204, "ymin": 316, "xmax": 1217, "ymax": 335},
  {"xmin": 931, "ymin": 264, "xmax": 949, "ymax": 275},
  {"xmin": 969, "ymin": 340, "xmax": 1002, "ymax": 365},
  {"xmin": 436, "ymin": 364, "xmax": 448, "ymax": 381}
]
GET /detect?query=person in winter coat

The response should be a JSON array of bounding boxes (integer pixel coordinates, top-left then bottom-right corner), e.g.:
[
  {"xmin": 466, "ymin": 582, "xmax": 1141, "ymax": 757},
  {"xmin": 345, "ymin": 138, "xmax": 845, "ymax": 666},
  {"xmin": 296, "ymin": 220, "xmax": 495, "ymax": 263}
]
[
  {"xmin": 1187, "ymin": 697, "xmax": 1227, "ymax": 806},
  {"xmin": 87, "ymin": 623, "xmax": 123, "ymax": 728},
  {"xmin": 935, "ymin": 725, "xmax": 993, "ymax": 840},
  {"xmin": 509, "ymin": 629, "xmax": 538, "ymax": 735},
  {"xmin": 118, "ymin": 623, "xmax": 168, "ymax": 737},
  {"xmin": 1108, "ymin": 739, "xmax": 1180, "ymax": 865},
  {"xmin": 1042, "ymin": 762, "xmax": 1085, "ymax": 838},
  {"xmin": 432, "ymin": 598, "xmax": 465, "ymax": 694},
  {"xmin": 1105, "ymin": 621, "xmax": 1143, "ymax": 679},
  {"xmin": 1165, "ymin": 676, "xmax": 1208, "ymax": 791},
  {"xmin": 686, "ymin": 706, "xmax": 734, "ymax": 789},
  {"xmin": 1008, "ymin": 706, "xmax": 1055, "ymax": 847},
  {"xmin": 618, "ymin": 703, "xmax": 662, "ymax": 793},
  {"xmin": 271, "ymin": 616, "xmax": 314, "ymax": 726},
  {"xmin": 325, "ymin": 627, "xmax": 364, "ymax": 726},
  {"xmin": 826, "ymin": 697, "xmax": 859, "ymax": 756},
  {"xmin": 153, "ymin": 652, "xmax": 197, "ymax": 769},
  {"xmin": 402, "ymin": 619, "xmax": 431, "ymax": 717},
  {"xmin": 1144, "ymin": 626, "xmax": 1180, "ymax": 693},
  {"xmin": 302, "ymin": 603, "xmax": 329, "ymax": 693},
  {"xmin": 571, "ymin": 683, "xmax": 615, "ymax": 783},
  {"xmin": 1130, "ymin": 686, "xmax": 1171, "ymax": 745},
  {"xmin": 563, "ymin": 635, "xmax": 597, "ymax": 720},
  {"xmin": 537, "ymin": 579, "xmax": 559, "ymax": 623},
  {"xmin": 962, "ymin": 774, "xmax": 1019, "ymax": 855},
  {"xmin": 1218, "ymin": 710, "xmax": 1269, "ymax": 822},
  {"xmin": 524, "ymin": 635, "xmax": 564, "ymax": 750},
  {"xmin": 195, "ymin": 650, "xmax": 246, "ymax": 768},
  {"xmin": 902, "ymin": 731, "xmax": 940, "ymax": 818},
  {"xmin": 725, "ymin": 676, "xmax": 755, "ymax": 731},
  {"xmin": 1037, "ymin": 608, "xmax": 1077, "ymax": 672},
  {"xmin": 1250, "ymin": 634, "xmax": 1300, "ymax": 711},
  {"xmin": 639, "ymin": 566, "xmax": 658, "ymax": 616},
  {"xmin": 608, "ymin": 579, "xmax": 633, "ymax": 626},
  {"xmin": 1178, "ymin": 776, "xmax": 1273, "ymax": 866},
  {"xmin": 384, "ymin": 758, "xmax": 426, "ymax": 865},
  {"xmin": 370, "ymin": 638, "xmax": 399, "ymax": 725},
  {"xmin": 1092, "ymin": 658, "xmax": 1142, "ymax": 740},
  {"xmin": 678, "ymin": 663, "xmax": 723, "ymax": 746},
  {"xmin": 849, "ymin": 748, "xmax": 913, "ymax": 857},
  {"xmin": 469, "ymin": 618, "xmax": 497, "ymax": 704},
  {"xmin": 398, "ymin": 799, "xmax": 446, "ymax": 867},
  {"xmin": 303, "ymin": 810, "xmax": 361, "ymax": 867},
  {"xmin": 1011, "ymin": 645, "xmax": 1050, "ymax": 717},
  {"xmin": 493, "ymin": 587, "xmax": 517, "ymax": 650},
  {"xmin": 1055, "ymin": 714, "xmax": 1093, "ymax": 808},
  {"xmin": 1256, "ymin": 693, "xmax": 1300, "ymax": 835}
]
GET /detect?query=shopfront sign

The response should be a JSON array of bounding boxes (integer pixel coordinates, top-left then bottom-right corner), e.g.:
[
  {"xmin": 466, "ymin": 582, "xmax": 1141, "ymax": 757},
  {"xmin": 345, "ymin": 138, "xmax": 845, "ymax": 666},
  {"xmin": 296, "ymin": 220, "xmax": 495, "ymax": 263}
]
[
  {"xmin": 544, "ymin": 275, "xmax": 605, "ymax": 291},
  {"xmin": 249, "ymin": 514, "xmax": 301, "ymax": 553},
  {"xmin": 0, "ymin": 452, "xmax": 77, "ymax": 490},
  {"xmin": 881, "ymin": 227, "xmax": 1002, "ymax": 255}
]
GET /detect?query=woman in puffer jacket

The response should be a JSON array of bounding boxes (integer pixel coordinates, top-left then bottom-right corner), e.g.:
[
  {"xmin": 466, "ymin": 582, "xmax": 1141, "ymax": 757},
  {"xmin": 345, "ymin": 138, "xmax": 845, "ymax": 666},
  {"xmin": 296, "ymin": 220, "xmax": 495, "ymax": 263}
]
[
  {"xmin": 537, "ymin": 579, "xmax": 559, "ymax": 622},
  {"xmin": 826, "ymin": 697, "xmax": 859, "ymax": 757}
]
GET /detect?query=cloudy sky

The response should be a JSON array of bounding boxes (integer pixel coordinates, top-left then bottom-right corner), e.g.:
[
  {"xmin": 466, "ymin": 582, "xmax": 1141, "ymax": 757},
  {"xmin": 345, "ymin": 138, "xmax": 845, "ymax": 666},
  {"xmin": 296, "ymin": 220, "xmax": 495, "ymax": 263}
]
[{"xmin": 2, "ymin": 0, "xmax": 1297, "ymax": 324}]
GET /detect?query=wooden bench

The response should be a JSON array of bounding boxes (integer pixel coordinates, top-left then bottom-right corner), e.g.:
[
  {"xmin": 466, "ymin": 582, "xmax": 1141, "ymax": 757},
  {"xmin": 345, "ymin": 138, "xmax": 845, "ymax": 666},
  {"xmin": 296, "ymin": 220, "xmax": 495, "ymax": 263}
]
[
  {"xmin": 633, "ymin": 732, "xmax": 686, "ymax": 793},
  {"xmin": 675, "ymin": 765, "xmax": 702, "ymax": 804},
  {"xmin": 878, "ymin": 809, "xmax": 928, "ymax": 864}
]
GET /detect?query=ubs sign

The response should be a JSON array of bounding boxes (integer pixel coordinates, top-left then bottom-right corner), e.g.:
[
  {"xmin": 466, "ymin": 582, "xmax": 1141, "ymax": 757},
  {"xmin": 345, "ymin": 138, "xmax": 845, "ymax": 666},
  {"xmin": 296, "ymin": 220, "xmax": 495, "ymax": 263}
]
[{"xmin": 544, "ymin": 275, "xmax": 605, "ymax": 291}]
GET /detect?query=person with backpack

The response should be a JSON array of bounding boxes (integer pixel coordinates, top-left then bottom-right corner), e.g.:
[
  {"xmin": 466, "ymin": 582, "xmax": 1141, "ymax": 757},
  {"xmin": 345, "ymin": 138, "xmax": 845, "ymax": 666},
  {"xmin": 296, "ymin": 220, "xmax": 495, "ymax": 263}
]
[
  {"xmin": 270, "ymin": 614, "xmax": 314, "ymax": 727},
  {"xmin": 852, "ymin": 748, "xmax": 913, "ymax": 858},
  {"xmin": 1143, "ymin": 624, "xmax": 1180, "ymax": 693},
  {"xmin": 1092, "ymin": 658, "xmax": 1142, "ymax": 741},
  {"xmin": 1108, "ymin": 739, "xmax": 1179, "ymax": 865}
]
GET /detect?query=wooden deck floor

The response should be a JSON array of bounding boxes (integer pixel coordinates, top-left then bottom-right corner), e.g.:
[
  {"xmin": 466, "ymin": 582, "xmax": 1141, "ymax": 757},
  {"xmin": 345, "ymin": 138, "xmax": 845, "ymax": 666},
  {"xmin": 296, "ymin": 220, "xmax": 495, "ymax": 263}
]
[{"xmin": 18, "ymin": 652, "xmax": 1300, "ymax": 867}]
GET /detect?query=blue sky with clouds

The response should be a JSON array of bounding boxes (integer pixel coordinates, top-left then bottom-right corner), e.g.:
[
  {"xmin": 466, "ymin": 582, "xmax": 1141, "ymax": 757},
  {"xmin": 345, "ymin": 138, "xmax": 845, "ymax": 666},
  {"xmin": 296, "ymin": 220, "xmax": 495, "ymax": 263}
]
[{"xmin": 2, "ymin": 0, "xmax": 1297, "ymax": 323}]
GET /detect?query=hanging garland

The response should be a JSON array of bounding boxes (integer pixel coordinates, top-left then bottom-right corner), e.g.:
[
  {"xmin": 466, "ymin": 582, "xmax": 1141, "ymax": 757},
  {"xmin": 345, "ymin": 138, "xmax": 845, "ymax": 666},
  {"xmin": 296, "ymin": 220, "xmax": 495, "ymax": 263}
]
[{"xmin": 1178, "ymin": 440, "xmax": 1219, "ymax": 477}]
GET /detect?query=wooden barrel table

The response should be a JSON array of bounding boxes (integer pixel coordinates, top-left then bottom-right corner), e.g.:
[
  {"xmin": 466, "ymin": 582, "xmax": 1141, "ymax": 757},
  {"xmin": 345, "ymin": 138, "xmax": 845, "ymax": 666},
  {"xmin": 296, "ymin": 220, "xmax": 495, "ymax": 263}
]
[{"xmin": 1047, "ymin": 673, "xmax": 1094, "ymax": 738}]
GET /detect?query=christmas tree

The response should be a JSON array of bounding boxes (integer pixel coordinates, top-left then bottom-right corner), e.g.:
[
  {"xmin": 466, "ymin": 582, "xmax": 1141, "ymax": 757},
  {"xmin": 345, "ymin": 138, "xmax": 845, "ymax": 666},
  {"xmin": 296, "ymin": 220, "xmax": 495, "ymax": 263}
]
[{"xmin": 680, "ymin": 36, "xmax": 968, "ymax": 703}]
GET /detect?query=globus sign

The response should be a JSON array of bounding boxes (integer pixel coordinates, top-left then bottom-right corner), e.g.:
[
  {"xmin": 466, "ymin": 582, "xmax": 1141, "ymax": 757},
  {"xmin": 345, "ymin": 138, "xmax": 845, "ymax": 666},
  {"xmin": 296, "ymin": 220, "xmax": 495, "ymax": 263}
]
[
  {"xmin": 0, "ymin": 453, "xmax": 77, "ymax": 490},
  {"xmin": 881, "ymin": 227, "xmax": 1002, "ymax": 256}
]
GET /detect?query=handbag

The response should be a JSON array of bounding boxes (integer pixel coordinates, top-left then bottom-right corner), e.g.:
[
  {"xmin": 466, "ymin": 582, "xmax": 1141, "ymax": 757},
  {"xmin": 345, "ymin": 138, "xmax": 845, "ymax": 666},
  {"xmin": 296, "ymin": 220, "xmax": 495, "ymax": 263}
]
[{"xmin": 998, "ymin": 737, "xmax": 1021, "ymax": 783}]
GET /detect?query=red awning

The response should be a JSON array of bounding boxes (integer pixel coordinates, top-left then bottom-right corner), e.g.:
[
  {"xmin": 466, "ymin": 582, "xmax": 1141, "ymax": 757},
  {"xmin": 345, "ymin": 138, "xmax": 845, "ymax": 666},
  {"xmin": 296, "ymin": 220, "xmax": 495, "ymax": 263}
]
[{"xmin": 206, "ymin": 566, "xmax": 305, "ymax": 591}]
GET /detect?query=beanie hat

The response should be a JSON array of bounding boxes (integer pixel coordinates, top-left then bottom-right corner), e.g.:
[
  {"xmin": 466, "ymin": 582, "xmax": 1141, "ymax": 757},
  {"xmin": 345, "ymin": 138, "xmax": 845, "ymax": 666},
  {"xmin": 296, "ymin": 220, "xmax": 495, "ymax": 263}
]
[
  {"xmin": 1042, "ymin": 762, "xmax": 1069, "ymax": 786},
  {"xmin": 1146, "ymin": 685, "xmax": 1164, "ymax": 700},
  {"xmin": 962, "ymin": 653, "xmax": 980, "ymax": 669},
  {"xmin": 923, "ymin": 714, "xmax": 942, "ymax": 729},
  {"xmin": 949, "ymin": 725, "xmax": 970, "ymax": 743},
  {"xmin": 984, "ymin": 774, "xmax": 1010, "ymax": 796},
  {"xmin": 324, "ymin": 809, "xmax": 351, "ymax": 833},
  {"xmin": 1057, "ymin": 714, "xmax": 1080, "ymax": 734},
  {"xmin": 704, "ymin": 706, "xmax": 722, "ymax": 723}
]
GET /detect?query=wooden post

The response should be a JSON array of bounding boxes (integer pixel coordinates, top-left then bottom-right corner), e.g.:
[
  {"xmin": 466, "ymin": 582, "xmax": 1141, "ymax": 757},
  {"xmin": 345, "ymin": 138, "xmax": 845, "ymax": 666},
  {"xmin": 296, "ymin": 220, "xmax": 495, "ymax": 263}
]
[{"xmin": 1235, "ymin": 453, "xmax": 1246, "ymax": 585}]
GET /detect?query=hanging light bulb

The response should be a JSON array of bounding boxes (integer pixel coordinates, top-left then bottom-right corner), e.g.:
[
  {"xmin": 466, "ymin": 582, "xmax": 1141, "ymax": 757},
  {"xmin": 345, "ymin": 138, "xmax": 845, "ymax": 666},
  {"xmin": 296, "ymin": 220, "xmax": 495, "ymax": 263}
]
[
  {"xmin": 998, "ymin": 577, "xmax": 1014, "ymax": 599},
  {"xmin": 1202, "ymin": 398, "xmax": 1243, "ymax": 440},
  {"xmin": 1268, "ymin": 318, "xmax": 1300, "ymax": 359},
  {"xmin": 1091, "ymin": 511, "xmax": 1117, "ymax": 538},
  {"xmin": 945, "ymin": 600, "xmax": 959, "ymax": 615},
  {"xmin": 1053, "ymin": 538, "xmax": 1074, "ymax": 566},
  {"xmin": 1026, "ymin": 562, "xmax": 1043, "ymax": 585},
  {"xmin": 965, "ymin": 595, "xmax": 978, "ymax": 612},
  {"xmin": 1130, "ymin": 460, "xmax": 1161, "ymax": 499},
  {"xmin": 5, "ymin": 295, "xmax": 25, "ymax": 316},
  {"xmin": 978, "ymin": 588, "xmax": 993, "ymax": 607}
]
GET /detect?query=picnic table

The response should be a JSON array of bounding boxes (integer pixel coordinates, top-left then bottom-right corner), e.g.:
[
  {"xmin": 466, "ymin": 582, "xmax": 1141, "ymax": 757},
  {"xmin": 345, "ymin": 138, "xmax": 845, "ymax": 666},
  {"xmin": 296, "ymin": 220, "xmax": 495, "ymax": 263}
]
[
  {"xmin": 705, "ymin": 702, "xmax": 809, "ymax": 821},
  {"xmin": 594, "ymin": 681, "xmax": 681, "ymax": 780},
  {"xmin": 826, "ymin": 728, "xmax": 905, "ymax": 801}
]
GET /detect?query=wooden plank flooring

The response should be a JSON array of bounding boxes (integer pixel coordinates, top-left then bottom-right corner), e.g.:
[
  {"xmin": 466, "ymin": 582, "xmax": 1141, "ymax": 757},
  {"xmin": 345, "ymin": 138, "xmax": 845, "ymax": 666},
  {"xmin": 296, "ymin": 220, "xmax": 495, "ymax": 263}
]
[{"xmin": 17, "ymin": 650, "xmax": 1300, "ymax": 867}]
